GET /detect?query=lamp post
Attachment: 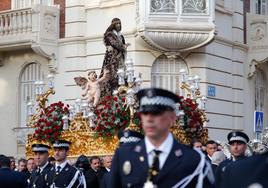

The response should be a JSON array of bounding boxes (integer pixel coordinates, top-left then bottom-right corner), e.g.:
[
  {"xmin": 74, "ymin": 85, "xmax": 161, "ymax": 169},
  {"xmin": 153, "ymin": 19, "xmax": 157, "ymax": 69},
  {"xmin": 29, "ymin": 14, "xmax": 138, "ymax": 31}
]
[
  {"xmin": 179, "ymin": 69, "xmax": 201, "ymax": 100},
  {"xmin": 34, "ymin": 74, "xmax": 56, "ymax": 110},
  {"xmin": 178, "ymin": 69, "xmax": 209, "ymax": 126},
  {"xmin": 27, "ymin": 73, "xmax": 56, "ymax": 127},
  {"xmin": 116, "ymin": 58, "xmax": 143, "ymax": 132}
]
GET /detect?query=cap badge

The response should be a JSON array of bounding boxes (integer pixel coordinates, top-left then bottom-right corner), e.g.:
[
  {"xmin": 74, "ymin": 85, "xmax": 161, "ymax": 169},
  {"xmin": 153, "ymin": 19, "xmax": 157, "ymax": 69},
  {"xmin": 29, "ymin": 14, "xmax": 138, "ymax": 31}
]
[
  {"xmin": 123, "ymin": 161, "xmax": 131, "ymax": 175},
  {"xmin": 147, "ymin": 90, "xmax": 154, "ymax": 98},
  {"xmin": 124, "ymin": 132, "xmax": 129, "ymax": 138}
]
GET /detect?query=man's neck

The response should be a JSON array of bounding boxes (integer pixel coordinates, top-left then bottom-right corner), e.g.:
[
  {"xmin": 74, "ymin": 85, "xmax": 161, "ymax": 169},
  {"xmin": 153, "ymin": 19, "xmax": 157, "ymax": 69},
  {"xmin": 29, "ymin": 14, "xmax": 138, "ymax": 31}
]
[
  {"xmin": 147, "ymin": 132, "xmax": 169, "ymax": 148},
  {"xmin": 56, "ymin": 159, "xmax": 66, "ymax": 165},
  {"xmin": 39, "ymin": 161, "xmax": 48, "ymax": 168},
  {"xmin": 233, "ymin": 154, "xmax": 245, "ymax": 161}
]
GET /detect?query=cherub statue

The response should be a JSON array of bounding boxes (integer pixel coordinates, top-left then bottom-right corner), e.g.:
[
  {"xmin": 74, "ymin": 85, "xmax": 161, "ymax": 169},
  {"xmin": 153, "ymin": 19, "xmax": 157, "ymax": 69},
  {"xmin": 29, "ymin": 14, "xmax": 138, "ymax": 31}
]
[{"xmin": 74, "ymin": 69, "xmax": 109, "ymax": 107}]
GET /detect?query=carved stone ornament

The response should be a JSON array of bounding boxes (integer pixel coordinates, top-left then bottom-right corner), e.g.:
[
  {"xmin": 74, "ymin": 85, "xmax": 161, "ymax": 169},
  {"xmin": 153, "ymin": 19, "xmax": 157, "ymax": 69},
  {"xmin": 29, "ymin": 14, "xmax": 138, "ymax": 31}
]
[
  {"xmin": 139, "ymin": 30, "xmax": 214, "ymax": 52},
  {"xmin": 251, "ymin": 24, "xmax": 266, "ymax": 42},
  {"xmin": 43, "ymin": 14, "xmax": 56, "ymax": 35}
]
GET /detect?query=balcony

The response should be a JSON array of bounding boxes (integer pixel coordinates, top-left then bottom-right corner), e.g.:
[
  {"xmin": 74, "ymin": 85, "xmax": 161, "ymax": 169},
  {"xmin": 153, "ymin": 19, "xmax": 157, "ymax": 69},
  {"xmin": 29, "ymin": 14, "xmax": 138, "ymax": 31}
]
[
  {"xmin": 136, "ymin": 0, "xmax": 215, "ymax": 52},
  {"xmin": 0, "ymin": 4, "xmax": 59, "ymax": 58},
  {"xmin": 247, "ymin": 13, "xmax": 268, "ymax": 77}
]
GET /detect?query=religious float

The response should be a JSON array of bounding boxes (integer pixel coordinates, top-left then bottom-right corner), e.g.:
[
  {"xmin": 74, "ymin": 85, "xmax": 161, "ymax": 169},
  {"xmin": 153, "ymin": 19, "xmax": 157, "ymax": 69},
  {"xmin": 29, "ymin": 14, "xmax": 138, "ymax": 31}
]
[
  {"xmin": 25, "ymin": 17, "xmax": 211, "ymax": 158},
  {"xmin": 25, "ymin": 57, "xmax": 210, "ymax": 158}
]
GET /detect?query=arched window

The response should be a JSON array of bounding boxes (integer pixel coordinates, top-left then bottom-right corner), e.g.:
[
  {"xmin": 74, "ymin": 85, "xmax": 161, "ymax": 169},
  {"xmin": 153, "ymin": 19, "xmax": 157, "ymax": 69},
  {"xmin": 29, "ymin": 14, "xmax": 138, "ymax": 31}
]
[
  {"xmin": 19, "ymin": 62, "xmax": 42, "ymax": 127},
  {"xmin": 151, "ymin": 55, "xmax": 188, "ymax": 93},
  {"xmin": 255, "ymin": 69, "xmax": 266, "ymax": 111}
]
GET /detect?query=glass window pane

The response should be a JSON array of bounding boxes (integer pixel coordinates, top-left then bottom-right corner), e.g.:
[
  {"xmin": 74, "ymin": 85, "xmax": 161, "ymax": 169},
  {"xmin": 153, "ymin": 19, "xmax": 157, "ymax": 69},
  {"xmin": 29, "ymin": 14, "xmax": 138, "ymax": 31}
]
[
  {"xmin": 151, "ymin": 55, "xmax": 188, "ymax": 93},
  {"xmin": 151, "ymin": 0, "xmax": 176, "ymax": 13},
  {"xmin": 182, "ymin": 0, "xmax": 208, "ymax": 14},
  {"xmin": 19, "ymin": 63, "xmax": 41, "ymax": 127}
]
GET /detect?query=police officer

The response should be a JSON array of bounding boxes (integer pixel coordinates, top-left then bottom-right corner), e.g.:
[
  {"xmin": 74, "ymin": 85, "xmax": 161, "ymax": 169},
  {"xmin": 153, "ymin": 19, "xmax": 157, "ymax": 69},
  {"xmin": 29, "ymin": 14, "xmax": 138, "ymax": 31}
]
[
  {"xmin": 109, "ymin": 88, "xmax": 214, "ymax": 188},
  {"xmin": 220, "ymin": 151, "xmax": 268, "ymax": 188},
  {"xmin": 215, "ymin": 131, "xmax": 249, "ymax": 187},
  {"xmin": 51, "ymin": 140, "xmax": 86, "ymax": 188},
  {"xmin": 28, "ymin": 143, "xmax": 54, "ymax": 188}
]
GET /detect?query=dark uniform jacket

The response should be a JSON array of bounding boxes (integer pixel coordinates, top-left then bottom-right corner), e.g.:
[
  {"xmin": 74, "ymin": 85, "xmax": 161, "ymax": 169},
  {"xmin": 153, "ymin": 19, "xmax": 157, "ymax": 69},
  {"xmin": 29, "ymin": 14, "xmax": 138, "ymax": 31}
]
[
  {"xmin": 28, "ymin": 162, "xmax": 54, "ymax": 188},
  {"xmin": 109, "ymin": 139, "xmax": 214, "ymax": 188},
  {"xmin": 51, "ymin": 162, "xmax": 84, "ymax": 188},
  {"xmin": 0, "ymin": 167, "xmax": 28, "ymax": 188},
  {"xmin": 84, "ymin": 167, "xmax": 105, "ymax": 188},
  {"xmin": 220, "ymin": 152, "xmax": 268, "ymax": 188},
  {"xmin": 100, "ymin": 172, "xmax": 110, "ymax": 188},
  {"xmin": 215, "ymin": 155, "xmax": 246, "ymax": 187}
]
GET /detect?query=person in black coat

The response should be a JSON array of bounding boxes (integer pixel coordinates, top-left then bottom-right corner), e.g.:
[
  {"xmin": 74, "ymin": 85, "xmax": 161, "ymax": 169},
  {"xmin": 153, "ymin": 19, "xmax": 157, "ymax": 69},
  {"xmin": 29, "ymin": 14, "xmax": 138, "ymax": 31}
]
[
  {"xmin": 220, "ymin": 151, "xmax": 268, "ymax": 188},
  {"xmin": 109, "ymin": 88, "xmax": 215, "ymax": 188},
  {"xmin": 215, "ymin": 131, "xmax": 249, "ymax": 187},
  {"xmin": 85, "ymin": 156, "xmax": 106, "ymax": 188},
  {"xmin": 28, "ymin": 144, "xmax": 54, "ymax": 188},
  {"xmin": 0, "ymin": 155, "xmax": 28, "ymax": 188}
]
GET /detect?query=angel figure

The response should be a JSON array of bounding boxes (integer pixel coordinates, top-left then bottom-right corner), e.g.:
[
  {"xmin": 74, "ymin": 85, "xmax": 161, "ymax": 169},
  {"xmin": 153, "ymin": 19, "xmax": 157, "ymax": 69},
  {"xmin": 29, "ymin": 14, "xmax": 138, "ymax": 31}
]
[{"xmin": 74, "ymin": 69, "xmax": 109, "ymax": 107}]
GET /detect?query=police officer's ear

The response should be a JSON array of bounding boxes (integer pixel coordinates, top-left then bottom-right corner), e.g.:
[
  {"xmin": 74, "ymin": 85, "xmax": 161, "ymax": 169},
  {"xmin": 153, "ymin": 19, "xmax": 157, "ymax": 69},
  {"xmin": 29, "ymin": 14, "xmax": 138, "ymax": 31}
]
[
  {"xmin": 168, "ymin": 111, "xmax": 177, "ymax": 124},
  {"xmin": 66, "ymin": 149, "xmax": 69, "ymax": 156}
]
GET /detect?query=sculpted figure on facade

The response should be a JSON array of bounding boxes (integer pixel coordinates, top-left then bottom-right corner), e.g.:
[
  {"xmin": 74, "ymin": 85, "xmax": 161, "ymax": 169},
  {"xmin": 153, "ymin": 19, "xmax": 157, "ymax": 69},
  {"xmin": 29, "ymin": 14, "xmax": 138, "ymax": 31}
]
[
  {"xmin": 74, "ymin": 69, "xmax": 109, "ymax": 107},
  {"xmin": 100, "ymin": 18, "xmax": 130, "ymax": 97}
]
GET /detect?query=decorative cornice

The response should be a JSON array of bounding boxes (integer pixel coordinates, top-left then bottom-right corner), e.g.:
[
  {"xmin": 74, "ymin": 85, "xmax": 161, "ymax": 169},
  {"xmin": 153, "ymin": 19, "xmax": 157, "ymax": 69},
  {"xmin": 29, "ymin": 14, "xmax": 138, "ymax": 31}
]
[{"xmin": 86, "ymin": 0, "xmax": 134, "ymax": 10}]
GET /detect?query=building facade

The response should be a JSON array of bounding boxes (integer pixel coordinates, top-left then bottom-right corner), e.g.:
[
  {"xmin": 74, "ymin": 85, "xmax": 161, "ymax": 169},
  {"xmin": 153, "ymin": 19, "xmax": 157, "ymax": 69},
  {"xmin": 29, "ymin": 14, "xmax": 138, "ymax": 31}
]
[{"xmin": 0, "ymin": 0, "xmax": 268, "ymax": 157}]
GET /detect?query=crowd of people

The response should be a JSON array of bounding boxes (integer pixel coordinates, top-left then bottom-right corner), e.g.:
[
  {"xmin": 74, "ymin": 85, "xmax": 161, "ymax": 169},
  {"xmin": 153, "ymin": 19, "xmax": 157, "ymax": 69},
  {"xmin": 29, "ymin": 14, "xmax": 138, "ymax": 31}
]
[{"xmin": 0, "ymin": 88, "xmax": 267, "ymax": 188}]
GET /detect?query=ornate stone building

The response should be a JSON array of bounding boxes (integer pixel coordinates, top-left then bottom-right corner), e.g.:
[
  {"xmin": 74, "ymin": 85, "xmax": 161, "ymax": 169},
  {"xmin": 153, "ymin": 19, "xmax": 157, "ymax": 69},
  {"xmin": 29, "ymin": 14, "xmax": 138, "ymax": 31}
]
[{"xmin": 0, "ymin": 0, "xmax": 268, "ymax": 157}]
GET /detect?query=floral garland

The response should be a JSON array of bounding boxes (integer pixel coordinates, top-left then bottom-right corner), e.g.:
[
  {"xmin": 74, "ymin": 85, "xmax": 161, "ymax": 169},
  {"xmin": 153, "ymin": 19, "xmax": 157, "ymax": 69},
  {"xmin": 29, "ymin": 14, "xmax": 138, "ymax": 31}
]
[
  {"xmin": 178, "ymin": 97, "xmax": 205, "ymax": 142},
  {"xmin": 33, "ymin": 101, "xmax": 69, "ymax": 143},
  {"xmin": 94, "ymin": 95, "xmax": 205, "ymax": 140},
  {"xmin": 94, "ymin": 95, "xmax": 141, "ymax": 138}
]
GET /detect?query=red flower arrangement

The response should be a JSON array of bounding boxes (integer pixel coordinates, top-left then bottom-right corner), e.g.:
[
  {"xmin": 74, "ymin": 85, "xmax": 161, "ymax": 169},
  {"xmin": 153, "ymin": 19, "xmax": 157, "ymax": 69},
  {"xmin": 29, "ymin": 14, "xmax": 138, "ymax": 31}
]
[
  {"xmin": 94, "ymin": 95, "xmax": 140, "ymax": 138},
  {"xmin": 94, "ymin": 94, "xmax": 204, "ymax": 141},
  {"xmin": 33, "ymin": 101, "xmax": 69, "ymax": 143},
  {"xmin": 178, "ymin": 97, "xmax": 205, "ymax": 140}
]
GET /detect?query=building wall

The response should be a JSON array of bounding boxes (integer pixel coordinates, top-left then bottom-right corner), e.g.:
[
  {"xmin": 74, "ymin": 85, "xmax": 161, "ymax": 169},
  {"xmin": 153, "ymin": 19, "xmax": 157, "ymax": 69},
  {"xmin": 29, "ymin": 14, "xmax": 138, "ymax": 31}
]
[
  {"xmin": 54, "ymin": 0, "xmax": 250, "ymax": 143},
  {"xmin": 0, "ymin": 50, "xmax": 49, "ymax": 156},
  {"xmin": 0, "ymin": 0, "xmax": 11, "ymax": 11},
  {"xmin": 54, "ymin": 0, "xmax": 66, "ymax": 38}
]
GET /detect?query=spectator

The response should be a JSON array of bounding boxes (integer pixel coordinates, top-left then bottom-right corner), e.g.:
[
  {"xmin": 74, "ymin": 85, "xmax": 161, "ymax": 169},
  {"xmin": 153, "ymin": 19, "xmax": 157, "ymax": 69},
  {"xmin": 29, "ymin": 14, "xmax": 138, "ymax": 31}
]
[
  {"xmin": 75, "ymin": 155, "xmax": 90, "ymax": 173},
  {"xmin": 85, "ymin": 156, "xmax": 105, "ymax": 188},
  {"xmin": 211, "ymin": 151, "xmax": 226, "ymax": 176},
  {"xmin": 191, "ymin": 139, "xmax": 203, "ymax": 149},
  {"xmin": 18, "ymin": 158, "xmax": 28, "ymax": 173},
  {"xmin": 8, "ymin": 156, "xmax": 16, "ymax": 170},
  {"xmin": 102, "ymin": 156, "xmax": 112, "ymax": 172},
  {"xmin": 205, "ymin": 140, "xmax": 217, "ymax": 162},
  {"xmin": 0, "ymin": 155, "xmax": 28, "ymax": 188},
  {"xmin": 26, "ymin": 158, "xmax": 36, "ymax": 174},
  {"xmin": 48, "ymin": 156, "xmax": 55, "ymax": 165}
]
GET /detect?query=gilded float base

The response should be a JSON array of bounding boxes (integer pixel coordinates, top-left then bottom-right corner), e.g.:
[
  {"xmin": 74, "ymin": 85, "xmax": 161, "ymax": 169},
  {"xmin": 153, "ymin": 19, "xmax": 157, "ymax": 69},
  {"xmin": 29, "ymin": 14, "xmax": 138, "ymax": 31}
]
[{"xmin": 26, "ymin": 130, "xmax": 118, "ymax": 158}]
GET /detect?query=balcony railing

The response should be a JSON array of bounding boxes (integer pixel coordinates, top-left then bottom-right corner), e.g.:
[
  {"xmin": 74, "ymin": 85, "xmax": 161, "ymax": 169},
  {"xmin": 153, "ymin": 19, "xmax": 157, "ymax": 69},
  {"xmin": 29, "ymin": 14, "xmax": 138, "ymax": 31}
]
[
  {"xmin": 136, "ymin": 0, "xmax": 215, "ymax": 52},
  {"xmin": 0, "ymin": 8, "xmax": 32, "ymax": 37},
  {"xmin": 0, "ymin": 4, "xmax": 59, "ymax": 60}
]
